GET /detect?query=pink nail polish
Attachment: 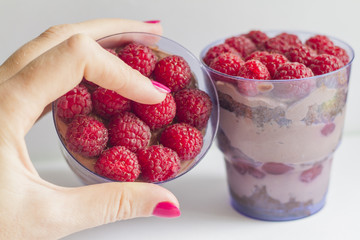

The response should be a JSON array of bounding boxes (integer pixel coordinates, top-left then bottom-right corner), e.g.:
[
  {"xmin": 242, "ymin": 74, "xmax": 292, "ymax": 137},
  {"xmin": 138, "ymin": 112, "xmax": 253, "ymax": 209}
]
[
  {"xmin": 153, "ymin": 202, "xmax": 181, "ymax": 218},
  {"xmin": 151, "ymin": 80, "xmax": 171, "ymax": 93},
  {"xmin": 144, "ymin": 20, "xmax": 161, "ymax": 24}
]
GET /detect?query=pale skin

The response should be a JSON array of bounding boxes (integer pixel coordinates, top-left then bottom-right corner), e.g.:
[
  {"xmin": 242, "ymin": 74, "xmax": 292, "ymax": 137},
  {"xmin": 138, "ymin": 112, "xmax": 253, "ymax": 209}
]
[{"xmin": 0, "ymin": 19, "xmax": 179, "ymax": 239}]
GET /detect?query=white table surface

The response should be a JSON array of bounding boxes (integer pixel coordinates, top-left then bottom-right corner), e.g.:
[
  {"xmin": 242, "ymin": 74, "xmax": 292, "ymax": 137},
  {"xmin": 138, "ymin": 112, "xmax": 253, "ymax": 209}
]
[{"xmin": 34, "ymin": 133, "xmax": 360, "ymax": 240}]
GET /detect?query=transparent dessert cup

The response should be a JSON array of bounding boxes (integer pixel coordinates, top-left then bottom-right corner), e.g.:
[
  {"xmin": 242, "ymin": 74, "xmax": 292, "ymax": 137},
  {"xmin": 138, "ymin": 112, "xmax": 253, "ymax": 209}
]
[
  {"xmin": 53, "ymin": 32, "xmax": 219, "ymax": 185},
  {"xmin": 200, "ymin": 31, "xmax": 354, "ymax": 221}
]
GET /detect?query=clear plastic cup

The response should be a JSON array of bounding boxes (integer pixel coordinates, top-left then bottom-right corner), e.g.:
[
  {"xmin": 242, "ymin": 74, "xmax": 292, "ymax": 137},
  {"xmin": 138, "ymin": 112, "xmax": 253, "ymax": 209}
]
[
  {"xmin": 53, "ymin": 32, "xmax": 219, "ymax": 185},
  {"xmin": 200, "ymin": 31, "xmax": 354, "ymax": 221}
]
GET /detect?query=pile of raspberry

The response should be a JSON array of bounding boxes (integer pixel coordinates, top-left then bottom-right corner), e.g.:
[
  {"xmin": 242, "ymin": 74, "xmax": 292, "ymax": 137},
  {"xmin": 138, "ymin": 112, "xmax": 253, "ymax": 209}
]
[
  {"xmin": 204, "ymin": 31, "xmax": 349, "ymax": 98},
  {"xmin": 56, "ymin": 42, "xmax": 213, "ymax": 183}
]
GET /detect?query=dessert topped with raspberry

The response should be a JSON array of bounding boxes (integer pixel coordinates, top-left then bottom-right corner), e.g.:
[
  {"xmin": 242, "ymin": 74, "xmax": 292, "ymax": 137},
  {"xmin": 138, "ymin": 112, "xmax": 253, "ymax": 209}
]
[
  {"xmin": 54, "ymin": 40, "xmax": 214, "ymax": 184},
  {"xmin": 202, "ymin": 30, "xmax": 353, "ymax": 220}
]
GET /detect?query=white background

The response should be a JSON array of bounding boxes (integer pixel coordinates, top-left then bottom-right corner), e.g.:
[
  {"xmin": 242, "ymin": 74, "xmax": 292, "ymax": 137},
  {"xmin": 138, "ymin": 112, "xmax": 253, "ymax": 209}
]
[{"xmin": 1, "ymin": 0, "xmax": 360, "ymax": 239}]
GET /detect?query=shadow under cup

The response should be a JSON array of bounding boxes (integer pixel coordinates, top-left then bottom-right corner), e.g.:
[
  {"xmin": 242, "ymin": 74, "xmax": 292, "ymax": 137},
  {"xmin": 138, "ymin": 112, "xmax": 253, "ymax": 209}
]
[{"xmin": 201, "ymin": 33, "xmax": 354, "ymax": 221}]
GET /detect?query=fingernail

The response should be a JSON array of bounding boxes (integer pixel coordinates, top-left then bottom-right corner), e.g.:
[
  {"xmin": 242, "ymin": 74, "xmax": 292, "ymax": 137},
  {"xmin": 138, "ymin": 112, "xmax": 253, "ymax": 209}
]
[
  {"xmin": 151, "ymin": 80, "xmax": 171, "ymax": 93},
  {"xmin": 153, "ymin": 202, "xmax": 181, "ymax": 218},
  {"xmin": 144, "ymin": 20, "xmax": 161, "ymax": 24}
]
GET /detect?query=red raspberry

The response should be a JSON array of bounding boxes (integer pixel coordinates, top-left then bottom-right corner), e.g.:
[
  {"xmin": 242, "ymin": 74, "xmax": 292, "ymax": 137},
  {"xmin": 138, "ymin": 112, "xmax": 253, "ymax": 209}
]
[
  {"xmin": 160, "ymin": 123, "xmax": 203, "ymax": 161},
  {"xmin": 300, "ymin": 164, "xmax": 323, "ymax": 183},
  {"xmin": 261, "ymin": 162, "xmax": 294, "ymax": 175},
  {"xmin": 237, "ymin": 80, "xmax": 259, "ymax": 97},
  {"xmin": 56, "ymin": 85, "xmax": 92, "ymax": 123},
  {"xmin": 309, "ymin": 54, "xmax": 344, "ymax": 76},
  {"xmin": 321, "ymin": 122, "xmax": 336, "ymax": 136},
  {"xmin": 174, "ymin": 88, "xmax": 213, "ymax": 129},
  {"xmin": 137, "ymin": 145, "xmax": 180, "ymax": 182},
  {"xmin": 132, "ymin": 93, "xmax": 176, "ymax": 130},
  {"xmin": 273, "ymin": 62, "xmax": 315, "ymax": 98},
  {"xmin": 225, "ymin": 35, "xmax": 257, "ymax": 58},
  {"xmin": 94, "ymin": 146, "xmax": 140, "ymax": 182},
  {"xmin": 153, "ymin": 55, "xmax": 191, "ymax": 92},
  {"xmin": 286, "ymin": 45, "xmax": 316, "ymax": 67},
  {"xmin": 108, "ymin": 112, "xmax": 151, "ymax": 152},
  {"xmin": 275, "ymin": 33, "xmax": 302, "ymax": 47},
  {"xmin": 263, "ymin": 37, "xmax": 290, "ymax": 54},
  {"xmin": 118, "ymin": 42, "xmax": 157, "ymax": 77},
  {"xmin": 243, "ymin": 30, "xmax": 269, "ymax": 48},
  {"xmin": 244, "ymin": 51, "xmax": 269, "ymax": 61},
  {"xmin": 319, "ymin": 45, "xmax": 350, "ymax": 65},
  {"xmin": 65, "ymin": 115, "xmax": 108, "ymax": 157},
  {"xmin": 91, "ymin": 87, "xmax": 131, "ymax": 120},
  {"xmin": 209, "ymin": 52, "xmax": 243, "ymax": 76},
  {"xmin": 258, "ymin": 53, "xmax": 288, "ymax": 78},
  {"xmin": 238, "ymin": 60, "xmax": 271, "ymax": 80},
  {"xmin": 203, "ymin": 43, "xmax": 238, "ymax": 65},
  {"xmin": 305, "ymin": 35, "xmax": 334, "ymax": 53}
]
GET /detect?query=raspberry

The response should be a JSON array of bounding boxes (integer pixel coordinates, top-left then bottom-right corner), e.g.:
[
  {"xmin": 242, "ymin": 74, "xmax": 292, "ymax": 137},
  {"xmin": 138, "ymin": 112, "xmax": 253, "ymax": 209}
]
[
  {"xmin": 225, "ymin": 35, "xmax": 257, "ymax": 58},
  {"xmin": 91, "ymin": 87, "xmax": 131, "ymax": 120},
  {"xmin": 309, "ymin": 54, "xmax": 344, "ymax": 76},
  {"xmin": 203, "ymin": 43, "xmax": 238, "ymax": 65},
  {"xmin": 300, "ymin": 164, "xmax": 323, "ymax": 183},
  {"xmin": 274, "ymin": 62, "xmax": 314, "ymax": 80},
  {"xmin": 258, "ymin": 53, "xmax": 288, "ymax": 78},
  {"xmin": 319, "ymin": 45, "xmax": 350, "ymax": 65},
  {"xmin": 321, "ymin": 122, "xmax": 336, "ymax": 136},
  {"xmin": 209, "ymin": 52, "xmax": 243, "ymax": 76},
  {"xmin": 244, "ymin": 51, "xmax": 269, "ymax": 61},
  {"xmin": 174, "ymin": 88, "xmax": 213, "ymax": 129},
  {"xmin": 153, "ymin": 55, "xmax": 191, "ymax": 92},
  {"xmin": 305, "ymin": 35, "xmax": 334, "ymax": 53},
  {"xmin": 94, "ymin": 146, "xmax": 140, "ymax": 182},
  {"xmin": 160, "ymin": 123, "xmax": 203, "ymax": 161},
  {"xmin": 237, "ymin": 80, "xmax": 259, "ymax": 97},
  {"xmin": 65, "ymin": 115, "xmax": 108, "ymax": 157},
  {"xmin": 137, "ymin": 145, "xmax": 180, "ymax": 182},
  {"xmin": 261, "ymin": 162, "xmax": 294, "ymax": 175},
  {"xmin": 238, "ymin": 60, "xmax": 271, "ymax": 80},
  {"xmin": 56, "ymin": 85, "xmax": 92, "ymax": 123},
  {"xmin": 275, "ymin": 33, "xmax": 302, "ymax": 47},
  {"xmin": 263, "ymin": 37, "xmax": 290, "ymax": 54},
  {"xmin": 132, "ymin": 93, "xmax": 176, "ymax": 130},
  {"xmin": 118, "ymin": 42, "xmax": 157, "ymax": 77},
  {"xmin": 286, "ymin": 45, "xmax": 316, "ymax": 67},
  {"xmin": 108, "ymin": 112, "xmax": 151, "ymax": 152},
  {"xmin": 247, "ymin": 166, "xmax": 265, "ymax": 179},
  {"xmin": 243, "ymin": 30, "xmax": 269, "ymax": 48}
]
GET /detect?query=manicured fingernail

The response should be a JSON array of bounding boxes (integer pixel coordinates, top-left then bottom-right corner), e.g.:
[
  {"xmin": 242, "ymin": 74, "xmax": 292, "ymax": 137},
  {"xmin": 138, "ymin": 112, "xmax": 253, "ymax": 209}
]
[
  {"xmin": 144, "ymin": 20, "xmax": 161, "ymax": 24},
  {"xmin": 151, "ymin": 80, "xmax": 171, "ymax": 93},
  {"xmin": 153, "ymin": 202, "xmax": 181, "ymax": 218}
]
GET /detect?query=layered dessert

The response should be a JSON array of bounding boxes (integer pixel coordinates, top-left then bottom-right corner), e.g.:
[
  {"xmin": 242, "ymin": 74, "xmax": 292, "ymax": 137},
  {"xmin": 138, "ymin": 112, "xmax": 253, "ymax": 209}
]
[
  {"xmin": 53, "ymin": 34, "xmax": 215, "ymax": 184},
  {"xmin": 202, "ymin": 31, "xmax": 353, "ymax": 220}
]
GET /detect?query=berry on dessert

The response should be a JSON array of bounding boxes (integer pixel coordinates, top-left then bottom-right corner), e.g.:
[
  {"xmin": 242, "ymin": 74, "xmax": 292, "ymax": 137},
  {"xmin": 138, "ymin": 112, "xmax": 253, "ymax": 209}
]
[
  {"xmin": 261, "ymin": 162, "xmax": 294, "ymax": 175},
  {"xmin": 203, "ymin": 43, "xmax": 238, "ymax": 65},
  {"xmin": 174, "ymin": 88, "xmax": 213, "ymax": 129},
  {"xmin": 153, "ymin": 55, "xmax": 191, "ymax": 92},
  {"xmin": 225, "ymin": 35, "xmax": 257, "ymax": 59},
  {"xmin": 305, "ymin": 35, "xmax": 334, "ymax": 53},
  {"xmin": 244, "ymin": 51, "xmax": 270, "ymax": 61},
  {"xmin": 300, "ymin": 164, "xmax": 323, "ymax": 183},
  {"xmin": 275, "ymin": 33, "xmax": 302, "ymax": 47},
  {"xmin": 273, "ymin": 62, "xmax": 315, "ymax": 98},
  {"xmin": 94, "ymin": 146, "xmax": 140, "ymax": 182},
  {"xmin": 309, "ymin": 54, "xmax": 344, "ymax": 75},
  {"xmin": 108, "ymin": 112, "xmax": 151, "ymax": 152},
  {"xmin": 321, "ymin": 122, "xmax": 336, "ymax": 136},
  {"xmin": 91, "ymin": 87, "xmax": 131, "ymax": 120},
  {"xmin": 318, "ymin": 45, "xmax": 350, "ymax": 65},
  {"xmin": 56, "ymin": 85, "xmax": 92, "ymax": 123},
  {"xmin": 132, "ymin": 93, "xmax": 176, "ymax": 130},
  {"xmin": 286, "ymin": 45, "xmax": 316, "ymax": 67},
  {"xmin": 238, "ymin": 60, "xmax": 271, "ymax": 80},
  {"xmin": 263, "ymin": 37, "xmax": 290, "ymax": 55},
  {"xmin": 118, "ymin": 42, "xmax": 157, "ymax": 77},
  {"xmin": 209, "ymin": 52, "xmax": 243, "ymax": 76},
  {"xmin": 65, "ymin": 115, "xmax": 108, "ymax": 157},
  {"xmin": 137, "ymin": 145, "xmax": 181, "ymax": 182},
  {"xmin": 242, "ymin": 30, "xmax": 269, "ymax": 48},
  {"xmin": 258, "ymin": 53, "xmax": 288, "ymax": 78},
  {"xmin": 160, "ymin": 123, "xmax": 203, "ymax": 161}
]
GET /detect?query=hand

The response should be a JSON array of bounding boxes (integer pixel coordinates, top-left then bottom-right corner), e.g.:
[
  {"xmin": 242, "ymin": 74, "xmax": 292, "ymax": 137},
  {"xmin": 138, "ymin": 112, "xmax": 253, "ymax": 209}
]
[{"xmin": 0, "ymin": 19, "xmax": 180, "ymax": 240}]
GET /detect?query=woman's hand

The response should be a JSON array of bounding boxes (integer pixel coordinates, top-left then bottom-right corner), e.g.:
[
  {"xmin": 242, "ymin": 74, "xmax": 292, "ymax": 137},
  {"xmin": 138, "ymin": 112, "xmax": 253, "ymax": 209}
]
[{"xmin": 0, "ymin": 18, "xmax": 180, "ymax": 240}]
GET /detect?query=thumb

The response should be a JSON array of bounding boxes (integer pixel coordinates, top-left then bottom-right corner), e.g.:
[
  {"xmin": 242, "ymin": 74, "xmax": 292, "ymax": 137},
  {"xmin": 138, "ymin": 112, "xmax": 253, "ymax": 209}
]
[{"xmin": 56, "ymin": 182, "xmax": 180, "ymax": 235}]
